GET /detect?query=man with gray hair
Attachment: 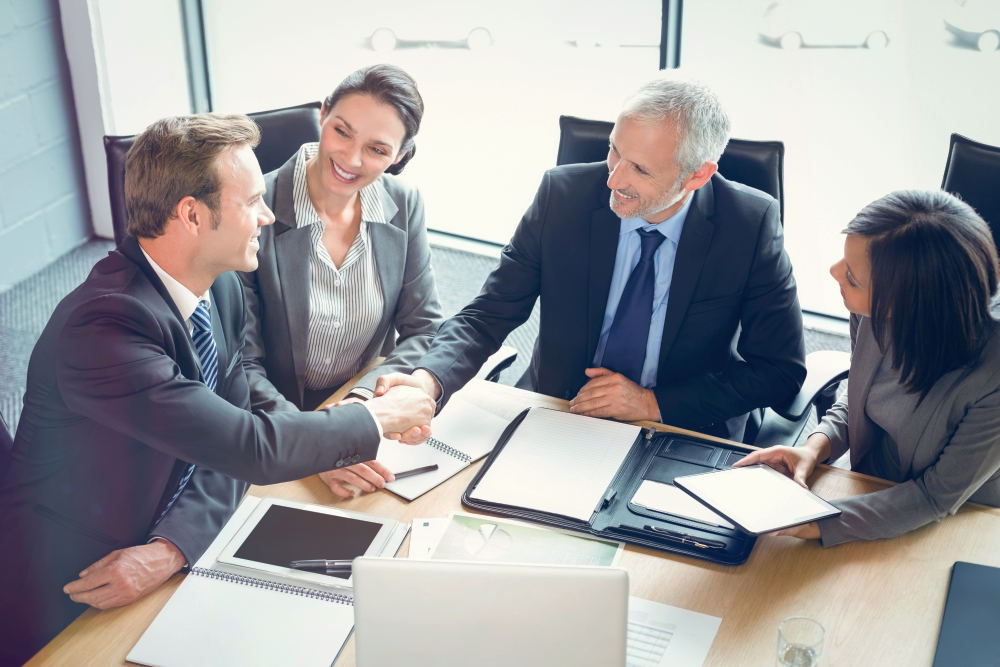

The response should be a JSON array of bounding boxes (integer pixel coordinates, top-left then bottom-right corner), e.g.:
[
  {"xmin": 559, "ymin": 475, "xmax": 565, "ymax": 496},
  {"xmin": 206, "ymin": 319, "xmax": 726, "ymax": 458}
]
[{"xmin": 381, "ymin": 73, "xmax": 805, "ymax": 441}]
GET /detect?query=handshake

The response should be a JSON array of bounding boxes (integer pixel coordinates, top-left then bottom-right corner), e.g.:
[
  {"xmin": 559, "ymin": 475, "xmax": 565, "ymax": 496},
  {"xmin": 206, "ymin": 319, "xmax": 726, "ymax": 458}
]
[{"xmin": 364, "ymin": 369, "xmax": 443, "ymax": 445}]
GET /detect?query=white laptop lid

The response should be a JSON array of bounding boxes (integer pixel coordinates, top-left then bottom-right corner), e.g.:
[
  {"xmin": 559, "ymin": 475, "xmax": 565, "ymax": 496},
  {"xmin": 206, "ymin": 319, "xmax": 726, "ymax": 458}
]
[{"xmin": 352, "ymin": 557, "xmax": 629, "ymax": 667}]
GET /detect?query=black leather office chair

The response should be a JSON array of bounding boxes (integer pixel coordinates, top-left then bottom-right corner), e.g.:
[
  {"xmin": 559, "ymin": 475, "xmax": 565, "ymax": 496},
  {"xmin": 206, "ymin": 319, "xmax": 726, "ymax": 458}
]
[
  {"xmin": 941, "ymin": 132, "xmax": 1000, "ymax": 252},
  {"xmin": 555, "ymin": 114, "xmax": 847, "ymax": 445},
  {"xmin": 103, "ymin": 101, "xmax": 323, "ymax": 246},
  {"xmin": 556, "ymin": 115, "xmax": 786, "ymax": 222}
]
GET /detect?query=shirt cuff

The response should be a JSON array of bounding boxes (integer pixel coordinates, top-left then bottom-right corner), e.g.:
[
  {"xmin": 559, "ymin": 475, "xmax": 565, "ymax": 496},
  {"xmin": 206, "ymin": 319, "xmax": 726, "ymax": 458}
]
[{"xmin": 360, "ymin": 400, "xmax": 383, "ymax": 435}]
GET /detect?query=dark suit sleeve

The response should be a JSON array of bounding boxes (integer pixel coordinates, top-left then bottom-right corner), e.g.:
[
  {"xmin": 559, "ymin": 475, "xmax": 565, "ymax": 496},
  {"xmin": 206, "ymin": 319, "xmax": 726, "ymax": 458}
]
[
  {"xmin": 354, "ymin": 186, "xmax": 443, "ymax": 393},
  {"xmin": 55, "ymin": 293, "xmax": 379, "ymax": 485},
  {"xmin": 417, "ymin": 172, "xmax": 549, "ymax": 404},
  {"xmin": 653, "ymin": 199, "xmax": 806, "ymax": 428},
  {"xmin": 147, "ymin": 467, "xmax": 246, "ymax": 565},
  {"xmin": 239, "ymin": 268, "xmax": 299, "ymax": 414}
]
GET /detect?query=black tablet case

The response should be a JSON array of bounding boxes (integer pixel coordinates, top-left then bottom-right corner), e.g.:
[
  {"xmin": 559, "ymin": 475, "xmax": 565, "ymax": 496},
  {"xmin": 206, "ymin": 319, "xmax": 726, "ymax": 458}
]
[
  {"xmin": 932, "ymin": 561, "xmax": 1000, "ymax": 667},
  {"xmin": 462, "ymin": 408, "xmax": 757, "ymax": 566}
]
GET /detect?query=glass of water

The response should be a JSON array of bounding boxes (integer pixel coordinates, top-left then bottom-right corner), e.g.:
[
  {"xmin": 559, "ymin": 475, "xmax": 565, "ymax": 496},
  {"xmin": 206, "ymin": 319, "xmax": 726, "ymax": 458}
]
[{"xmin": 777, "ymin": 616, "xmax": 824, "ymax": 666}]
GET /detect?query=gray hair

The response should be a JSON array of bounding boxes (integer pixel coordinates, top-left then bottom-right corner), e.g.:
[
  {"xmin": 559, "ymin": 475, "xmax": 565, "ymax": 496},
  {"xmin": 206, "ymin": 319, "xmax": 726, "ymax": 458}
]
[{"xmin": 621, "ymin": 74, "xmax": 731, "ymax": 175}]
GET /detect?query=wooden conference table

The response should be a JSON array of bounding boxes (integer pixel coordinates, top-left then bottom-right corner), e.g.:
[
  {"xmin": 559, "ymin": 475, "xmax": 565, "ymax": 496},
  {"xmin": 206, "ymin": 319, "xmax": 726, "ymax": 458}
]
[{"xmin": 28, "ymin": 379, "xmax": 1000, "ymax": 666}]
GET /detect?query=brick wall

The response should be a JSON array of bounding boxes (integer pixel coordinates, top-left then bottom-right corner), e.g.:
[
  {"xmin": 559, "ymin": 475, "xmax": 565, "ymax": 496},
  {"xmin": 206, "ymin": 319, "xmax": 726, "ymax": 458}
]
[{"xmin": 0, "ymin": 0, "xmax": 90, "ymax": 292}]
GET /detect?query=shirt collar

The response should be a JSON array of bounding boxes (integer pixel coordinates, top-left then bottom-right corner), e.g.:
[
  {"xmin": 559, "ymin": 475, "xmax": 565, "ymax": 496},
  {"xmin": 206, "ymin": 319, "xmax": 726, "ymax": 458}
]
[
  {"xmin": 293, "ymin": 142, "xmax": 388, "ymax": 228},
  {"xmin": 618, "ymin": 192, "xmax": 693, "ymax": 245},
  {"xmin": 138, "ymin": 244, "xmax": 209, "ymax": 322}
]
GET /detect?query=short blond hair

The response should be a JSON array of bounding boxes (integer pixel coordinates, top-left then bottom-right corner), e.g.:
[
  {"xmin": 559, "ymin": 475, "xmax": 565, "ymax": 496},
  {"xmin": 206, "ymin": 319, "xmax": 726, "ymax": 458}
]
[{"xmin": 125, "ymin": 114, "xmax": 260, "ymax": 238}]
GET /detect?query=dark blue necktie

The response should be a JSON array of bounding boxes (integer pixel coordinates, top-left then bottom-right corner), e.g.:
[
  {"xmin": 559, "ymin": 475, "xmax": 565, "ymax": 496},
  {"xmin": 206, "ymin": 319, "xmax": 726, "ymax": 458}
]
[
  {"xmin": 601, "ymin": 228, "xmax": 666, "ymax": 384},
  {"xmin": 153, "ymin": 301, "xmax": 217, "ymax": 526}
]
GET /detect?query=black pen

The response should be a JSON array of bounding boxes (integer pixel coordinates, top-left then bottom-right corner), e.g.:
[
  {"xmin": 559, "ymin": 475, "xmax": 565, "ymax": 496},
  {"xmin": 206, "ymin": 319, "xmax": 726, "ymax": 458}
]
[
  {"xmin": 647, "ymin": 525, "xmax": 726, "ymax": 550},
  {"xmin": 289, "ymin": 559, "xmax": 353, "ymax": 573},
  {"xmin": 392, "ymin": 463, "xmax": 439, "ymax": 480}
]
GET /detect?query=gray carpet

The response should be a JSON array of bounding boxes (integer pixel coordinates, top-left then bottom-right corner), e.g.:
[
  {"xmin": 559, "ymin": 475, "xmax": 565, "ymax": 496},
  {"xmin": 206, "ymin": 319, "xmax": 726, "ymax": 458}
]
[{"xmin": 0, "ymin": 237, "xmax": 847, "ymax": 439}]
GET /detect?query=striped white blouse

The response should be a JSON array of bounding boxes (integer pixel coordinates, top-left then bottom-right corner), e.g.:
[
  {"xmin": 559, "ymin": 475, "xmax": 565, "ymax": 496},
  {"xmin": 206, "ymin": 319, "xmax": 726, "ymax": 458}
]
[{"xmin": 292, "ymin": 143, "xmax": 386, "ymax": 392}]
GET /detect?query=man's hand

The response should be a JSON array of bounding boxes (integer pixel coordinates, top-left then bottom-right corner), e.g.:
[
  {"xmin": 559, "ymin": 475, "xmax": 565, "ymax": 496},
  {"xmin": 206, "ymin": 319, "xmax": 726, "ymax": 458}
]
[
  {"xmin": 319, "ymin": 460, "xmax": 395, "ymax": 499},
  {"xmin": 569, "ymin": 367, "xmax": 661, "ymax": 421},
  {"xmin": 375, "ymin": 369, "xmax": 441, "ymax": 401},
  {"xmin": 62, "ymin": 539, "xmax": 185, "ymax": 609},
  {"xmin": 367, "ymin": 384, "xmax": 435, "ymax": 444}
]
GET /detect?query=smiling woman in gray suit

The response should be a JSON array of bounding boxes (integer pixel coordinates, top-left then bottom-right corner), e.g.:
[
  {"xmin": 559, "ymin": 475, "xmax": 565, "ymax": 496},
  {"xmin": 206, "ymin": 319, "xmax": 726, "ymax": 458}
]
[
  {"xmin": 241, "ymin": 65, "xmax": 442, "ymax": 499},
  {"xmin": 739, "ymin": 189, "xmax": 1000, "ymax": 545}
]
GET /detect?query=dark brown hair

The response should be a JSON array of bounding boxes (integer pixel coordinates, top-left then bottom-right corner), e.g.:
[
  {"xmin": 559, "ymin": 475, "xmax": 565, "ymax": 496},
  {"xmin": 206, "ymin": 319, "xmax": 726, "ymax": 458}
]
[
  {"xmin": 322, "ymin": 64, "xmax": 423, "ymax": 175},
  {"xmin": 845, "ymin": 189, "xmax": 999, "ymax": 396},
  {"xmin": 125, "ymin": 114, "xmax": 260, "ymax": 238}
]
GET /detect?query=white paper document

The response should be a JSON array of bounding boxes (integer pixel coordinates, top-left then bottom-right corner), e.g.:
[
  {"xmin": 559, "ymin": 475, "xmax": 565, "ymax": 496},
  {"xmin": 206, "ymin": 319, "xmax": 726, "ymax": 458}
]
[
  {"xmin": 408, "ymin": 517, "xmax": 449, "ymax": 559},
  {"xmin": 469, "ymin": 408, "xmax": 640, "ymax": 521},
  {"xmin": 630, "ymin": 480, "xmax": 734, "ymax": 528},
  {"xmin": 627, "ymin": 596, "xmax": 721, "ymax": 667},
  {"xmin": 377, "ymin": 396, "xmax": 509, "ymax": 500}
]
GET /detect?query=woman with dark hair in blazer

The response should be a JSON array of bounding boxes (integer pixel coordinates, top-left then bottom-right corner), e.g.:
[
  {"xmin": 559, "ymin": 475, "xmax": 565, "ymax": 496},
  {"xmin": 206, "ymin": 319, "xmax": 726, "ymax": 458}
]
[
  {"xmin": 241, "ymin": 64, "xmax": 442, "ymax": 498},
  {"xmin": 738, "ymin": 189, "xmax": 1000, "ymax": 545}
]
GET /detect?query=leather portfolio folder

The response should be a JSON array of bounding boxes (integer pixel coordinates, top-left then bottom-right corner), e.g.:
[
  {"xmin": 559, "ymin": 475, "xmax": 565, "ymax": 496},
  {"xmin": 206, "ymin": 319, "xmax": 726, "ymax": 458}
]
[{"xmin": 462, "ymin": 407, "xmax": 757, "ymax": 565}]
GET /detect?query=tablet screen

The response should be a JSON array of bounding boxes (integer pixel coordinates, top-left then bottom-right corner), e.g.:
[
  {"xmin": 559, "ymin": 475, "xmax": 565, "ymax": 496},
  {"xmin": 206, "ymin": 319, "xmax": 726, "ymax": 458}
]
[
  {"xmin": 217, "ymin": 499, "xmax": 393, "ymax": 586},
  {"xmin": 673, "ymin": 465, "xmax": 841, "ymax": 535}
]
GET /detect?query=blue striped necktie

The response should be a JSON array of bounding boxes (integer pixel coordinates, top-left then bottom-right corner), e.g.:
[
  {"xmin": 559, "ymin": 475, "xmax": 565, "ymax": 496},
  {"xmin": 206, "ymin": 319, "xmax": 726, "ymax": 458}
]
[
  {"xmin": 153, "ymin": 300, "xmax": 218, "ymax": 527},
  {"xmin": 601, "ymin": 228, "xmax": 666, "ymax": 384}
]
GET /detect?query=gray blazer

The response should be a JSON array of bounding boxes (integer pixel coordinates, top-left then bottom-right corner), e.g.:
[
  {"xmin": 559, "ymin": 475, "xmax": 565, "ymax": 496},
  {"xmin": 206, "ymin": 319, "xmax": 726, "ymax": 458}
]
[
  {"xmin": 815, "ymin": 314, "xmax": 1000, "ymax": 546},
  {"xmin": 241, "ymin": 152, "xmax": 443, "ymax": 412}
]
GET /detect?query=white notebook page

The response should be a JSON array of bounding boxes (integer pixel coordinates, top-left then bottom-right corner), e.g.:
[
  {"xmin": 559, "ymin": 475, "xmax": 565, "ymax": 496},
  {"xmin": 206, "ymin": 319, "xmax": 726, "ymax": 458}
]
[{"xmin": 470, "ymin": 408, "xmax": 640, "ymax": 521}]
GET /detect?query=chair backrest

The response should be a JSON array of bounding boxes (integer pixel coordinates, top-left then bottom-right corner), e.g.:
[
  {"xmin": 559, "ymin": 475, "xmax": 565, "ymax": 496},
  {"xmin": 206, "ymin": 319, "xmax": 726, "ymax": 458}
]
[
  {"xmin": 103, "ymin": 101, "xmax": 322, "ymax": 246},
  {"xmin": 941, "ymin": 132, "xmax": 1000, "ymax": 252},
  {"xmin": 556, "ymin": 115, "xmax": 785, "ymax": 222}
]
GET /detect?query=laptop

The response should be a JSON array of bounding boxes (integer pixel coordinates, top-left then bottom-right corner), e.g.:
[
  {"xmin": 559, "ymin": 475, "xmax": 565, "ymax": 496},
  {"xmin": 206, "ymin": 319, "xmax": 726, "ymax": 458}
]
[{"xmin": 352, "ymin": 557, "xmax": 629, "ymax": 667}]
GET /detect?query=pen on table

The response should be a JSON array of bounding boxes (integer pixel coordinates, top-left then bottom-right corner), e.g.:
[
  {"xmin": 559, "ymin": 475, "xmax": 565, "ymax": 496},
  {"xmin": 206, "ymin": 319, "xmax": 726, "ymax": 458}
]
[
  {"xmin": 392, "ymin": 463, "xmax": 439, "ymax": 480},
  {"xmin": 289, "ymin": 559, "xmax": 353, "ymax": 573}
]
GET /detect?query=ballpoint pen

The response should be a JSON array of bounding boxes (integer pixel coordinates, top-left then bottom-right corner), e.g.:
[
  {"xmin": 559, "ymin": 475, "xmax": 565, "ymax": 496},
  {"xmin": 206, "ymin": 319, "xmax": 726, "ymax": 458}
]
[
  {"xmin": 392, "ymin": 463, "xmax": 439, "ymax": 480},
  {"xmin": 289, "ymin": 559, "xmax": 354, "ymax": 573}
]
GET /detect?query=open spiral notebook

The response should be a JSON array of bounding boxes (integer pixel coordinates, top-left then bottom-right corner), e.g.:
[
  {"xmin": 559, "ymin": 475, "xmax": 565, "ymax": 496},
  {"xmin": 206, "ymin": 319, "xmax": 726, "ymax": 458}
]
[
  {"xmin": 127, "ymin": 496, "xmax": 407, "ymax": 667},
  {"xmin": 376, "ymin": 395, "xmax": 510, "ymax": 501}
]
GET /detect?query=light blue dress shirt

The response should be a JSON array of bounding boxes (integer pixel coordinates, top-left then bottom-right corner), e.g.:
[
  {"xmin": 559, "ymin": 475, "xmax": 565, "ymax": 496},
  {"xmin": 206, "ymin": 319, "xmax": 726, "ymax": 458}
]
[{"xmin": 593, "ymin": 195, "xmax": 693, "ymax": 388}]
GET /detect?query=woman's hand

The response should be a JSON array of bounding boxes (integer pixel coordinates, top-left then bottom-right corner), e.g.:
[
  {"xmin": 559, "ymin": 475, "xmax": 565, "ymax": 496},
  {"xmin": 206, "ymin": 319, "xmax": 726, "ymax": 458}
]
[
  {"xmin": 769, "ymin": 522, "xmax": 821, "ymax": 540},
  {"xmin": 733, "ymin": 432, "xmax": 831, "ymax": 488}
]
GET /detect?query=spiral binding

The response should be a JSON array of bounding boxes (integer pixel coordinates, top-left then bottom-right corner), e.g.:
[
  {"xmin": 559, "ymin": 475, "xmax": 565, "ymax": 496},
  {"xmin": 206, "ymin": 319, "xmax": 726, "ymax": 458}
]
[
  {"xmin": 426, "ymin": 436, "xmax": 471, "ymax": 463},
  {"xmin": 191, "ymin": 567, "xmax": 353, "ymax": 605}
]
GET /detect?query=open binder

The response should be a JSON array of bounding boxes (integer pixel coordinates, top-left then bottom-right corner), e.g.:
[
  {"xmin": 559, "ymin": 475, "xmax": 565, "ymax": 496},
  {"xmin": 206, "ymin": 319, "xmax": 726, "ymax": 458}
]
[{"xmin": 462, "ymin": 407, "xmax": 757, "ymax": 566}]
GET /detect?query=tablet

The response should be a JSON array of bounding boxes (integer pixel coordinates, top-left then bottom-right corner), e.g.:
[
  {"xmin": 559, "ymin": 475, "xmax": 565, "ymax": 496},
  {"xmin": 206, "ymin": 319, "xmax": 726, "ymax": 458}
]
[
  {"xmin": 673, "ymin": 465, "xmax": 841, "ymax": 535},
  {"xmin": 216, "ymin": 498, "xmax": 399, "ymax": 587}
]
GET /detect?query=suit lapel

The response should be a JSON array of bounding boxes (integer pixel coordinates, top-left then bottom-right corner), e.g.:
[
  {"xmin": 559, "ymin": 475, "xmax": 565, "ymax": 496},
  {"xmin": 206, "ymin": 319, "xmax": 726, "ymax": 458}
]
[
  {"xmin": 658, "ymin": 183, "xmax": 715, "ymax": 367},
  {"xmin": 119, "ymin": 237, "xmax": 205, "ymax": 385},
  {"xmin": 848, "ymin": 317, "xmax": 882, "ymax": 468},
  {"xmin": 365, "ymin": 221, "xmax": 403, "ymax": 358},
  {"xmin": 587, "ymin": 206, "xmax": 621, "ymax": 358}
]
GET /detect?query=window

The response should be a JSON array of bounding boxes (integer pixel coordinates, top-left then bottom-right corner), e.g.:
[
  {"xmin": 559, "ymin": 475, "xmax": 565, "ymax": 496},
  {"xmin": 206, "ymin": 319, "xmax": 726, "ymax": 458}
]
[
  {"xmin": 681, "ymin": 0, "xmax": 1000, "ymax": 315},
  {"xmin": 201, "ymin": 0, "xmax": 663, "ymax": 245}
]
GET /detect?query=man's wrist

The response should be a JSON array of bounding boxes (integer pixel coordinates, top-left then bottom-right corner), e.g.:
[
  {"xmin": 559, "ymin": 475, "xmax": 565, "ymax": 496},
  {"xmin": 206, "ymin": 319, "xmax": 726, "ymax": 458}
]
[
  {"xmin": 645, "ymin": 388, "xmax": 662, "ymax": 422},
  {"xmin": 412, "ymin": 368, "xmax": 442, "ymax": 401},
  {"xmin": 147, "ymin": 537, "xmax": 188, "ymax": 571}
]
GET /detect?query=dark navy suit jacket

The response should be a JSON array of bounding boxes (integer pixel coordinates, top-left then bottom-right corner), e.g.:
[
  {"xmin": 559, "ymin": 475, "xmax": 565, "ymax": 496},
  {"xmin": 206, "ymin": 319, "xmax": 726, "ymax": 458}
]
[
  {"xmin": 0, "ymin": 237, "xmax": 379, "ymax": 663},
  {"xmin": 420, "ymin": 162, "xmax": 806, "ymax": 440}
]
